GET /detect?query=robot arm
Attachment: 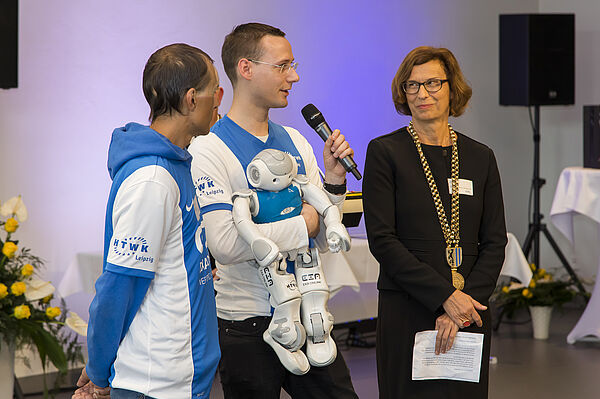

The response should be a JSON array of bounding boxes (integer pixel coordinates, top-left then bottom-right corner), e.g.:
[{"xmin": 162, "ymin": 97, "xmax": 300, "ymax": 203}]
[
  {"xmin": 232, "ymin": 190, "xmax": 281, "ymax": 267},
  {"xmin": 294, "ymin": 177, "xmax": 351, "ymax": 253}
]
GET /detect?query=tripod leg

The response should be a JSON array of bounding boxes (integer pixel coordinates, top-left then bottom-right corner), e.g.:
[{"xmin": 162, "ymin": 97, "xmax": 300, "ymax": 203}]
[
  {"xmin": 492, "ymin": 307, "xmax": 506, "ymax": 332},
  {"xmin": 541, "ymin": 225, "xmax": 588, "ymax": 295},
  {"xmin": 522, "ymin": 224, "xmax": 535, "ymax": 257},
  {"xmin": 14, "ymin": 375, "xmax": 24, "ymax": 399}
]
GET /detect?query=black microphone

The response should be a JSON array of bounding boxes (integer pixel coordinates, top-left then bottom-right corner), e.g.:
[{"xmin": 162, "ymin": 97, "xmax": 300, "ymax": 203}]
[{"xmin": 301, "ymin": 104, "xmax": 362, "ymax": 180}]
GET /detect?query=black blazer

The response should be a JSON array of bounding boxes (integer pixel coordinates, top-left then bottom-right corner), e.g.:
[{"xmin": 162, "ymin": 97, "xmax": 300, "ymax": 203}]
[{"xmin": 363, "ymin": 127, "xmax": 507, "ymax": 312}]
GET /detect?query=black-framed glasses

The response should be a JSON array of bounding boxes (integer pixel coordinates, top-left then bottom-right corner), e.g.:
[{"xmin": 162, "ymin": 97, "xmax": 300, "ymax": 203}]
[
  {"xmin": 402, "ymin": 79, "xmax": 448, "ymax": 94},
  {"xmin": 248, "ymin": 59, "xmax": 299, "ymax": 74}
]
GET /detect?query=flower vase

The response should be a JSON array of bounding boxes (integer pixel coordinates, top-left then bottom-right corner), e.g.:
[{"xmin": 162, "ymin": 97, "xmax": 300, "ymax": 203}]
[
  {"xmin": 0, "ymin": 341, "xmax": 15, "ymax": 399},
  {"xmin": 529, "ymin": 305, "xmax": 553, "ymax": 340}
]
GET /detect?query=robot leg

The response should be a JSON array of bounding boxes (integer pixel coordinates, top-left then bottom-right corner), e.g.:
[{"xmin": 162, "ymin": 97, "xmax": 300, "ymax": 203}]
[
  {"xmin": 295, "ymin": 248, "xmax": 337, "ymax": 367},
  {"xmin": 258, "ymin": 258, "xmax": 310, "ymax": 375}
]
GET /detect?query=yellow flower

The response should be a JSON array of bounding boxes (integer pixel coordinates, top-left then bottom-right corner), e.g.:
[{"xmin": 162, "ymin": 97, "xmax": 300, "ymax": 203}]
[
  {"xmin": 502, "ymin": 286, "xmax": 510, "ymax": 293},
  {"xmin": 21, "ymin": 264, "xmax": 34, "ymax": 277},
  {"xmin": 2, "ymin": 242, "xmax": 18, "ymax": 258},
  {"xmin": 529, "ymin": 280, "xmax": 536, "ymax": 288},
  {"xmin": 10, "ymin": 281, "xmax": 26, "ymax": 296},
  {"xmin": 46, "ymin": 307, "xmax": 61, "ymax": 320},
  {"xmin": 538, "ymin": 268, "xmax": 546, "ymax": 277},
  {"xmin": 4, "ymin": 217, "xmax": 18, "ymax": 233},
  {"xmin": 529, "ymin": 263, "xmax": 537, "ymax": 272},
  {"xmin": 522, "ymin": 288, "xmax": 533, "ymax": 299},
  {"xmin": 42, "ymin": 294, "xmax": 53, "ymax": 303},
  {"xmin": 0, "ymin": 283, "xmax": 7, "ymax": 299},
  {"xmin": 14, "ymin": 305, "xmax": 31, "ymax": 319}
]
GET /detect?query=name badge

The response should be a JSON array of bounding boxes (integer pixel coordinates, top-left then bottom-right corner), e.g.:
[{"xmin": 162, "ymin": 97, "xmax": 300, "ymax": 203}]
[{"xmin": 448, "ymin": 178, "xmax": 473, "ymax": 196}]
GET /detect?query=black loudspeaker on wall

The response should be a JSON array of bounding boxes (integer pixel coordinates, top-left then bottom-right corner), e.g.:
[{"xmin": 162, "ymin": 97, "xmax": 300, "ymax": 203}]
[
  {"xmin": 0, "ymin": 0, "xmax": 18, "ymax": 89},
  {"xmin": 584, "ymin": 105, "xmax": 600, "ymax": 169},
  {"xmin": 499, "ymin": 14, "xmax": 575, "ymax": 106}
]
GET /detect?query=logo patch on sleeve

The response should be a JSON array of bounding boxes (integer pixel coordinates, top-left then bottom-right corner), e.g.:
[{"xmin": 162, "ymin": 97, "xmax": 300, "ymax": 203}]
[
  {"xmin": 194, "ymin": 176, "xmax": 224, "ymax": 198},
  {"xmin": 112, "ymin": 236, "xmax": 154, "ymax": 264}
]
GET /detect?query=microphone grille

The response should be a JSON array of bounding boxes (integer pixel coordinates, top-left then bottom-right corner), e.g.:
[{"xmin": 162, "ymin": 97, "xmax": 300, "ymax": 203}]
[{"xmin": 301, "ymin": 103, "xmax": 325, "ymax": 129}]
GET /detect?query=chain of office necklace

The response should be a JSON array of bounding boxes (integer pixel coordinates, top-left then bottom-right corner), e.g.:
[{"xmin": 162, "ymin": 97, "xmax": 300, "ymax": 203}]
[{"xmin": 408, "ymin": 121, "xmax": 464, "ymax": 290}]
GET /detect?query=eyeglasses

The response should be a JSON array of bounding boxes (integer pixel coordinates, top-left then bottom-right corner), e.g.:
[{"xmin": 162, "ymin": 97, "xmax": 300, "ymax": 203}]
[
  {"xmin": 248, "ymin": 59, "xmax": 299, "ymax": 74},
  {"xmin": 402, "ymin": 78, "xmax": 448, "ymax": 94}
]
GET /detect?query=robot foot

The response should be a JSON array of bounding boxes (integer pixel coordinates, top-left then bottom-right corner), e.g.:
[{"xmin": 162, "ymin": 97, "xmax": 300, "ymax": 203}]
[
  {"xmin": 263, "ymin": 330, "xmax": 310, "ymax": 375},
  {"xmin": 306, "ymin": 336, "xmax": 337, "ymax": 367}
]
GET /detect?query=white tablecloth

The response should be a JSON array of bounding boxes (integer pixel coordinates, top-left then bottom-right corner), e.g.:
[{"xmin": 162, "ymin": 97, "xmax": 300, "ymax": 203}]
[
  {"xmin": 321, "ymin": 237, "xmax": 379, "ymax": 292},
  {"xmin": 550, "ymin": 167, "xmax": 600, "ymax": 344},
  {"xmin": 57, "ymin": 252, "xmax": 103, "ymax": 297},
  {"xmin": 501, "ymin": 233, "xmax": 532, "ymax": 285}
]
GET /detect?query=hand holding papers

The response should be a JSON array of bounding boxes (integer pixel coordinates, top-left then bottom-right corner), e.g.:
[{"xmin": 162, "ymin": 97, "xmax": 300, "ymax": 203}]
[{"xmin": 412, "ymin": 330, "xmax": 484, "ymax": 383}]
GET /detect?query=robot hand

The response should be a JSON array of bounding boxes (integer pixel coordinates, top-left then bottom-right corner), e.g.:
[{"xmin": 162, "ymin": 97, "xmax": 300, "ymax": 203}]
[{"xmin": 325, "ymin": 222, "xmax": 351, "ymax": 253}]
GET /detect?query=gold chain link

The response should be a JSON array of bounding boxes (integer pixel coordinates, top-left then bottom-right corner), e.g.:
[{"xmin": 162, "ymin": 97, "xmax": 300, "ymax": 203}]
[{"xmin": 407, "ymin": 121, "xmax": 460, "ymax": 247}]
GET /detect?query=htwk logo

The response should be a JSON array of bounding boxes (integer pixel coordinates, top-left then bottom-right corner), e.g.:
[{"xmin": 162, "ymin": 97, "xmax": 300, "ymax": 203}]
[
  {"xmin": 112, "ymin": 236, "xmax": 154, "ymax": 263},
  {"xmin": 195, "ymin": 175, "xmax": 224, "ymax": 197},
  {"xmin": 197, "ymin": 177, "xmax": 215, "ymax": 191}
]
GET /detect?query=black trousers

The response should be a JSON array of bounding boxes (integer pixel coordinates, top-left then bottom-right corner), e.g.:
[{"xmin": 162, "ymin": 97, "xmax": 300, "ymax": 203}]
[{"xmin": 217, "ymin": 316, "xmax": 358, "ymax": 399}]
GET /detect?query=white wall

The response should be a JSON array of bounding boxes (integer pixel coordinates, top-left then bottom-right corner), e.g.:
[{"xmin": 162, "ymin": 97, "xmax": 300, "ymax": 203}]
[{"xmin": 0, "ymin": 1, "xmax": 548, "ymax": 316}]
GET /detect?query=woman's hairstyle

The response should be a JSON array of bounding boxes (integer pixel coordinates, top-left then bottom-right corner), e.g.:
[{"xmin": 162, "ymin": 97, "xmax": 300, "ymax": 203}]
[
  {"xmin": 391, "ymin": 46, "xmax": 472, "ymax": 117},
  {"xmin": 142, "ymin": 43, "xmax": 214, "ymax": 122}
]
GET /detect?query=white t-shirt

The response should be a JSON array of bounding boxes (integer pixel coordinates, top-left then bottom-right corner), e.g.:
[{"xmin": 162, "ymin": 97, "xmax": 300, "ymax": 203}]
[{"xmin": 189, "ymin": 117, "xmax": 343, "ymax": 320}]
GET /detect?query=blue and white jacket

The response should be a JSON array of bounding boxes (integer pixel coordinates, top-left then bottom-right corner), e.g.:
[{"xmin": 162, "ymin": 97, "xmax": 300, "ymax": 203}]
[{"xmin": 86, "ymin": 123, "xmax": 219, "ymax": 399}]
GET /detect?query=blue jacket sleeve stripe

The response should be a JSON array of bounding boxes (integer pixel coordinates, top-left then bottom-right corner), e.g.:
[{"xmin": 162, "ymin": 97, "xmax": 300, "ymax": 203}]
[
  {"xmin": 106, "ymin": 262, "xmax": 155, "ymax": 279},
  {"xmin": 201, "ymin": 202, "xmax": 233, "ymax": 213},
  {"xmin": 85, "ymin": 270, "xmax": 152, "ymax": 388}
]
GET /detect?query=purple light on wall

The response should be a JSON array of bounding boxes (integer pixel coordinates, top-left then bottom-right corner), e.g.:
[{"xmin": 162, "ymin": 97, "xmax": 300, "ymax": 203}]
[{"xmin": 263, "ymin": 3, "xmax": 438, "ymax": 191}]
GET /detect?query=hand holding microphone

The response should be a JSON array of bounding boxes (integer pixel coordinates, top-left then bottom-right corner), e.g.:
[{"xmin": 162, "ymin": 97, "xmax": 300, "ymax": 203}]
[{"xmin": 301, "ymin": 104, "xmax": 362, "ymax": 180}]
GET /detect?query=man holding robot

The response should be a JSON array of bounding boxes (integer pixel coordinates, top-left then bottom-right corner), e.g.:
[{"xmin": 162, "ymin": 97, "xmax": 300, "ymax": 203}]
[
  {"xmin": 231, "ymin": 148, "xmax": 351, "ymax": 374},
  {"xmin": 188, "ymin": 22, "xmax": 358, "ymax": 399}
]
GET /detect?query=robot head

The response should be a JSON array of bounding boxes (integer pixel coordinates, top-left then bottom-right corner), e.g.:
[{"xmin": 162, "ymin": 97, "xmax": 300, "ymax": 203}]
[{"xmin": 246, "ymin": 149, "xmax": 298, "ymax": 191}]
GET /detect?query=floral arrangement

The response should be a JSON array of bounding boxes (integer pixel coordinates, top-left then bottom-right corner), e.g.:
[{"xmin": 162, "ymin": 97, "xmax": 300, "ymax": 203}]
[
  {"xmin": 0, "ymin": 196, "xmax": 86, "ymax": 388},
  {"xmin": 492, "ymin": 263, "xmax": 579, "ymax": 318}
]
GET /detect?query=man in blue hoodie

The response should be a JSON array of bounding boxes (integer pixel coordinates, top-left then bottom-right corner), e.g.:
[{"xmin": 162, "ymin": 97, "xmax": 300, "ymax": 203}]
[{"xmin": 73, "ymin": 43, "xmax": 222, "ymax": 399}]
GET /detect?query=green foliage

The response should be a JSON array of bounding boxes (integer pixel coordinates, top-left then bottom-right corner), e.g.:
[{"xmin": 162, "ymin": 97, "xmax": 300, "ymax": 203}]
[
  {"xmin": 0, "ymin": 197, "xmax": 84, "ymax": 398},
  {"xmin": 492, "ymin": 264, "xmax": 579, "ymax": 319}
]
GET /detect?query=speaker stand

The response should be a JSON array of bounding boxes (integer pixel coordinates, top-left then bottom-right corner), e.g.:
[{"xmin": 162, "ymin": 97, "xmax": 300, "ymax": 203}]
[{"xmin": 521, "ymin": 105, "xmax": 587, "ymax": 295}]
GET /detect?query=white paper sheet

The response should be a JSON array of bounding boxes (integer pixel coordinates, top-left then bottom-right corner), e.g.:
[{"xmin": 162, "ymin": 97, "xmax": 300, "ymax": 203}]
[{"xmin": 412, "ymin": 330, "xmax": 484, "ymax": 383}]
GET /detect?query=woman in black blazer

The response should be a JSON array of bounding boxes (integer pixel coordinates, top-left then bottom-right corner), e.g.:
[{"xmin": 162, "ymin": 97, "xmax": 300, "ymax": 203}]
[{"xmin": 363, "ymin": 47, "xmax": 507, "ymax": 399}]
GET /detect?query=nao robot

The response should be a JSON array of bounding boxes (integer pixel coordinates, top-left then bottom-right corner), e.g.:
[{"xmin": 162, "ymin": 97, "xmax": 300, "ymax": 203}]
[{"xmin": 232, "ymin": 148, "xmax": 351, "ymax": 375}]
